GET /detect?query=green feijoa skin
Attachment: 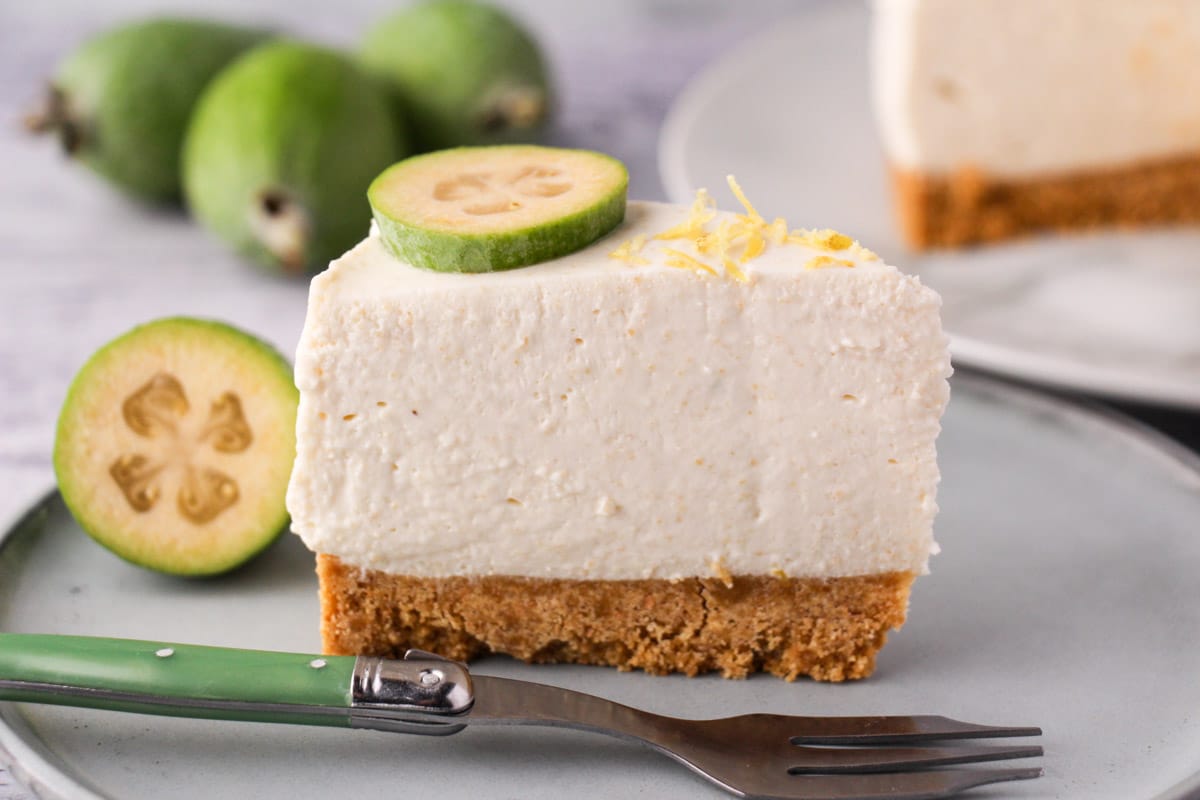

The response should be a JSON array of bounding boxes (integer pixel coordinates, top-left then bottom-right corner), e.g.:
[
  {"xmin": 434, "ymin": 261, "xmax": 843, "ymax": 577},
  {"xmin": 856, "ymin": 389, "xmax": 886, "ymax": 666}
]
[
  {"xmin": 368, "ymin": 145, "xmax": 628, "ymax": 273},
  {"xmin": 26, "ymin": 18, "xmax": 269, "ymax": 202},
  {"xmin": 359, "ymin": 0, "xmax": 552, "ymax": 151},
  {"xmin": 183, "ymin": 41, "xmax": 409, "ymax": 275},
  {"xmin": 53, "ymin": 318, "xmax": 298, "ymax": 576}
]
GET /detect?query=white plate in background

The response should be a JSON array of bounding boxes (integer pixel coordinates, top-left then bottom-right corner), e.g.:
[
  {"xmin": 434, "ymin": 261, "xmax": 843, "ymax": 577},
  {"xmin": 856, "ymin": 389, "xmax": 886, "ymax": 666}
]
[{"xmin": 659, "ymin": 1, "xmax": 1200, "ymax": 409}]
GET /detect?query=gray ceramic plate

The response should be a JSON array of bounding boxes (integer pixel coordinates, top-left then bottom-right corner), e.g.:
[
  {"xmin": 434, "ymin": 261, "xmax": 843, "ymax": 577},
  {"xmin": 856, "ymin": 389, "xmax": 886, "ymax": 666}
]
[
  {"xmin": 659, "ymin": 1, "xmax": 1200, "ymax": 409},
  {"xmin": 2, "ymin": 376, "xmax": 1200, "ymax": 799}
]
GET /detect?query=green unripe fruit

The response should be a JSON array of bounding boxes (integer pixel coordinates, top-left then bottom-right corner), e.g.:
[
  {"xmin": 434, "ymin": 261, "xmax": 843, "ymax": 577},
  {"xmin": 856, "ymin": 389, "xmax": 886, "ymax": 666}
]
[
  {"xmin": 27, "ymin": 18, "xmax": 269, "ymax": 202},
  {"xmin": 359, "ymin": 0, "xmax": 552, "ymax": 151},
  {"xmin": 183, "ymin": 42, "xmax": 408, "ymax": 275}
]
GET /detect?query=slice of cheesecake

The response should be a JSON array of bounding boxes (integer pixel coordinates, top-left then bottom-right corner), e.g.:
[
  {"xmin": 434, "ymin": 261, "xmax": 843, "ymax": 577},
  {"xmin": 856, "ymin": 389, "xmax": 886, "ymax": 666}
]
[
  {"xmin": 286, "ymin": 198, "xmax": 950, "ymax": 681},
  {"xmin": 872, "ymin": 0, "xmax": 1200, "ymax": 249}
]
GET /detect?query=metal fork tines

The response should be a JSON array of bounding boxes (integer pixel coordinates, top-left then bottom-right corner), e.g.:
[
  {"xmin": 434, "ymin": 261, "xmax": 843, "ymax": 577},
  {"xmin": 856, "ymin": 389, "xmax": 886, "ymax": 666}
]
[
  {"xmin": 780, "ymin": 715, "xmax": 1043, "ymax": 800},
  {"xmin": 465, "ymin": 676, "xmax": 1043, "ymax": 800}
]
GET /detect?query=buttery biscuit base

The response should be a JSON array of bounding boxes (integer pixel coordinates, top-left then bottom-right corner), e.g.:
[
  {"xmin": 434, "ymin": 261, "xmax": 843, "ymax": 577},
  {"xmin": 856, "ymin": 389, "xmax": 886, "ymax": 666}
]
[
  {"xmin": 316, "ymin": 554, "xmax": 915, "ymax": 682},
  {"xmin": 891, "ymin": 154, "xmax": 1200, "ymax": 249}
]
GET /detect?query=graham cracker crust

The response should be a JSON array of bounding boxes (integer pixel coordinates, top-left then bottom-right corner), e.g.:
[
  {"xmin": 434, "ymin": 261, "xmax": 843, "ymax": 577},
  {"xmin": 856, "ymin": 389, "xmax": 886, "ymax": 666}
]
[
  {"xmin": 891, "ymin": 153, "xmax": 1200, "ymax": 249},
  {"xmin": 315, "ymin": 554, "xmax": 914, "ymax": 682}
]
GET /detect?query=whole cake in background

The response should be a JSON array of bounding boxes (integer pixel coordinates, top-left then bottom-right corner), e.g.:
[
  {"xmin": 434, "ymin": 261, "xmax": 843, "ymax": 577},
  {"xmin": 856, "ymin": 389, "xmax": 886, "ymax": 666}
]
[
  {"xmin": 872, "ymin": 0, "xmax": 1200, "ymax": 249},
  {"xmin": 286, "ymin": 145, "xmax": 952, "ymax": 682}
]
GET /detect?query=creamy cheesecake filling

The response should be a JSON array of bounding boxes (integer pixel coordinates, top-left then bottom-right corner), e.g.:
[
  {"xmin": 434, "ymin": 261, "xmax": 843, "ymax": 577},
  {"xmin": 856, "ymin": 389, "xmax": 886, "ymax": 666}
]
[
  {"xmin": 872, "ymin": 0, "xmax": 1200, "ymax": 177},
  {"xmin": 287, "ymin": 201, "xmax": 950, "ymax": 581}
]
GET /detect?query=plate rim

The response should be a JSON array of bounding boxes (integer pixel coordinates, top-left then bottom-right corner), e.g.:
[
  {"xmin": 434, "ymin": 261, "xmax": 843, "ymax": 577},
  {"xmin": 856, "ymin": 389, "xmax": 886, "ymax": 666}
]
[
  {"xmin": 1, "ymin": 374, "xmax": 1199, "ymax": 800},
  {"xmin": 0, "ymin": 489, "xmax": 107, "ymax": 800},
  {"xmin": 657, "ymin": 4, "xmax": 1200, "ymax": 411}
]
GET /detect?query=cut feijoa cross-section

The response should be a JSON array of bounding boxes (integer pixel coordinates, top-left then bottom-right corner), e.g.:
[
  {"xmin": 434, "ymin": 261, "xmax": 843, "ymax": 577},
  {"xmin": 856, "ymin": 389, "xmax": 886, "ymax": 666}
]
[
  {"xmin": 367, "ymin": 145, "xmax": 628, "ymax": 272},
  {"xmin": 53, "ymin": 318, "xmax": 298, "ymax": 576}
]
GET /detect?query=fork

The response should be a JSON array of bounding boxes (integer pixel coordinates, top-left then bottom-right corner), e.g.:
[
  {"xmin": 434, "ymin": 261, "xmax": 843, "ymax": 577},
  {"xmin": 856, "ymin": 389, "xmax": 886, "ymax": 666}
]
[{"xmin": 0, "ymin": 634, "xmax": 1042, "ymax": 799}]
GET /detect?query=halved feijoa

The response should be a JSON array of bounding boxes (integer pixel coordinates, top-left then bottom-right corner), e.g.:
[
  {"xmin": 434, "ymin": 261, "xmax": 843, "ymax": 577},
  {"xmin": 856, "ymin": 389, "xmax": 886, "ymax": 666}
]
[
  {"xmin": 53, "ymin": 318, "xmax": 298, "ymax": 576},
  {"xmin": 368, "ymin": 145, "xmax": 628, "ymax": 272}
]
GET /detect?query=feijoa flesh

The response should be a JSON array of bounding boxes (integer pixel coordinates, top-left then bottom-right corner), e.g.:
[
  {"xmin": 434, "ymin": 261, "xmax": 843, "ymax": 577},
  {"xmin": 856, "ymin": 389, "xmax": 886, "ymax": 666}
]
[
  {"xmin": 368, "ymin": 145, "xmax": 628, "ymax": 272},
  {"xmin": 53, "ymin": 318, "xmax": 298, "ymax": 576}
]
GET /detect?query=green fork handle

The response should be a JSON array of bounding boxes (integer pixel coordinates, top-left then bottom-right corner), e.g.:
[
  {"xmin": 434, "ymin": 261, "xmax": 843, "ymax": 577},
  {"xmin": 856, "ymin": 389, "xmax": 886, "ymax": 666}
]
[{"xmin": 0, "ymin": 633, "xmax": 356, "ymax": 727}]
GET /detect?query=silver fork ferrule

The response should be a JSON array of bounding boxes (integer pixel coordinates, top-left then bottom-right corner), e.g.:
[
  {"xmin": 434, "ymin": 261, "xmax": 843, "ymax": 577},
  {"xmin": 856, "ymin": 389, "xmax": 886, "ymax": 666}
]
[{"xmin": 348, "ymin": 649, "xmax": 474, "ymax": 735}]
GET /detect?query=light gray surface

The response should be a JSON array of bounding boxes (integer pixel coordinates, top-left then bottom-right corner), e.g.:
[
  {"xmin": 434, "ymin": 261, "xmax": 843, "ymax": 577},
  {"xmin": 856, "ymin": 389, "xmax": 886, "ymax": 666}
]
[
  {"xmin": 660, "ymin": 1, "xmax": 1200, "ymax": 409},
  {"xmin": 0, "ymin": 2, "xmax": 800, "ymax": 796},
  {"xmin": 4, "ymin": 377, "xmax": 1200, "ymax": 799}
]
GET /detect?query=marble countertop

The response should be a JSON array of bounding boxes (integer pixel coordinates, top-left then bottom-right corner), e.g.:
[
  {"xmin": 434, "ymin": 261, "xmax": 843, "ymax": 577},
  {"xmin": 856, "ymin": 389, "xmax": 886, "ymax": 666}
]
[{"xmin": 1, "ymin": 1, "xmax": 1196, "ymax": 797}]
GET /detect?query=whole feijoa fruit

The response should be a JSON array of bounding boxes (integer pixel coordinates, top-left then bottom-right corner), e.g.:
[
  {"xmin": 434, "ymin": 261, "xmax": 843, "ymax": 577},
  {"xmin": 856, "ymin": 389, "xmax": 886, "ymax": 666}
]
[
  {"xmin": 359, "ymin": 1, "xmax": 552, "ymax": 151},
  {"xmin": 183, "ymin": 42, "xmax": 407, "ymax": 275},
  {"xmin": 54, "ymin": 318, "xmax": 298, "ymax": 576},
  {"xmin": 26, "ymin": 18, "xmax": 269, "ymax": 202}
]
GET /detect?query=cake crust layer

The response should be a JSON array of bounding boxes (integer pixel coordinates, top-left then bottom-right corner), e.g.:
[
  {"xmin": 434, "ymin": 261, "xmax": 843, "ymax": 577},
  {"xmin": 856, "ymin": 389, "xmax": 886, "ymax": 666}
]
[
  {"xmin": 316, "ymin": 555, "xmax": 914, "ymax": 682},
  {"xmin": 891, "ymin": 154, "xmax": 1200, "ymax": 249}
]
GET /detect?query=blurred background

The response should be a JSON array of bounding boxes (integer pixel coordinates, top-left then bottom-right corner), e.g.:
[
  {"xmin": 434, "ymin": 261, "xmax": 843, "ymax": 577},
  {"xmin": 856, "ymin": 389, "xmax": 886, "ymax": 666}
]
[{"xmin": 3, "ymin": 1, "xmax": 1200, "ymax": 797}]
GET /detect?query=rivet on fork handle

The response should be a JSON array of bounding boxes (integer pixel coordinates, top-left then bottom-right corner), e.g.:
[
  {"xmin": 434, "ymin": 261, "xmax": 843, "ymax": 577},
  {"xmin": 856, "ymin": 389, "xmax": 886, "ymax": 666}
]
[{"xmin": 348, "ymin": 651, "xmax": 473, "ymax": 735}]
